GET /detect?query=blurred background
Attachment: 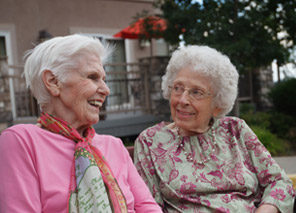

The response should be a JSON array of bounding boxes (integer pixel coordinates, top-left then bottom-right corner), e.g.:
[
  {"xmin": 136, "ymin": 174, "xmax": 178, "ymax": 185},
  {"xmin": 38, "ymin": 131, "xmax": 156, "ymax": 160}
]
[{"xmin": 0, "ymin": 0, "xmax": 295, "ymax": 156}]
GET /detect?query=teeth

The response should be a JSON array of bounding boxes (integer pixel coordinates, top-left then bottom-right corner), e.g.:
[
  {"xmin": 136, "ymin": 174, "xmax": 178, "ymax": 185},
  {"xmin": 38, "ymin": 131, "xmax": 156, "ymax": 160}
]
[{"xmin": 89, "ymin": 100, "xmax": 102, "ymax": 107}]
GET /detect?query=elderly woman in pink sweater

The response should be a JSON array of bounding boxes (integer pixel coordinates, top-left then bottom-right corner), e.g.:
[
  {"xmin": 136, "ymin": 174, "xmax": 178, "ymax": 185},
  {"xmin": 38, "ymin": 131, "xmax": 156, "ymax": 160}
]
[{"xmin": 0, "ymin": 34, "xmax": 162, "ymax": 213}]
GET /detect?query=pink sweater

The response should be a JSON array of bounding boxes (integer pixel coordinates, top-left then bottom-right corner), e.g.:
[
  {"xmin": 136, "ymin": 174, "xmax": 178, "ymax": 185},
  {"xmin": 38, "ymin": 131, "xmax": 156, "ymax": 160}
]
[{"xmin": 0, "ymin": 124, "xmax": 162, "ymax": 213}]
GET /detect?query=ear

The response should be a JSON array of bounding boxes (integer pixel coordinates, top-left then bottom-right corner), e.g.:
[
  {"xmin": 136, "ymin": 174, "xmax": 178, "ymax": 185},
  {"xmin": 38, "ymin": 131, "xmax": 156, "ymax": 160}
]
[
  {"xmin": 42, "ymin": 70, "xmax": 60, "ymax": 96},
  {"xmin": 212, "ymin": 107, "xmax": 222, "ymax": 118}
]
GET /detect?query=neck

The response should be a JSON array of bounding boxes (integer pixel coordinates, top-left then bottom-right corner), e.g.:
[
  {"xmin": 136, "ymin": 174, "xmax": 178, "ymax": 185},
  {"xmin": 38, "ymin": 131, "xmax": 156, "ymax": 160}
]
[
  {"xmin": 173, "ymin": 118, "xmax": 214, "ymax": 136},
  {"xmin": 40, "ymin": 110, "xmax": 89, "ymax": 136},
  {"xmin": 177, "ymin": 125, "xmax": 211, "ymax": 136}
]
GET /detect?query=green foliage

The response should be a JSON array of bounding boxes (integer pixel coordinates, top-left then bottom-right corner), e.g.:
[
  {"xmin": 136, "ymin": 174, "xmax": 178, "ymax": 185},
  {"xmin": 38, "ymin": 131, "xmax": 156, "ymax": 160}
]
[
  {"xmin": 156, "ymin": 0, "xmax": 296, "ymax": 72},
  {"xmin": 250, "ymin": 125, "xmax": 287, "ymax": 156},
  {"xmin": 240, "ymin": 103, "xmax": 296, "ymax": 138},
  {"xmin": 242, "ymin": 111, "xmax": 271, "ymax": 130},
  {"xmin": 240, "ymin": 103, "xmax": 296, "ymax": 155},
  {"xmin": 268, "ymin": 111, "xmax": 295, "ymax": 139},
  {"xmin": 240, "ymin": 103, "xmax": 271, "ymax": 129},
  {"xmin": 269, "ymin": 78, "xmax": 296, "ymax": 118}
]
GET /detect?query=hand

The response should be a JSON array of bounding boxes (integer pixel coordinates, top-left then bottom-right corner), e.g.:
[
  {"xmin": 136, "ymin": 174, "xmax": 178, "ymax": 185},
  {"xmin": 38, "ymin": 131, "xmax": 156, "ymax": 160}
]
[{"xmin": 255, "ymin": 204, "xmax": 279, "ymax": 213}]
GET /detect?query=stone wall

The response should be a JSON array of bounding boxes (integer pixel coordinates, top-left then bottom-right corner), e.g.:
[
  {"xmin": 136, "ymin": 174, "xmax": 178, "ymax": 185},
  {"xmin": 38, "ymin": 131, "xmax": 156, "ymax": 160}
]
[
  {"xmin": 139, "ymin": 56, "xmax": 171, "ymax": 121},
  {"xmin": 253, "ymin": 66, "xmax": 274, "ymax": 111},
  {"xmin": 0, "ymin": 57, "xmax": 13, "ymax": 133}
]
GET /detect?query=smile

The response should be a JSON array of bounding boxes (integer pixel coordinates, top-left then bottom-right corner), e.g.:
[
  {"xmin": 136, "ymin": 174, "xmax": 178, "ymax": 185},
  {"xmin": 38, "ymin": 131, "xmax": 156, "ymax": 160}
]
[
  {"xmin": 88, "ymin": 100, "xmax": 103, "ymax": 107},
  {"xmin": 177, "ymin": 109, "xmax": 195, "ymax": 115}
]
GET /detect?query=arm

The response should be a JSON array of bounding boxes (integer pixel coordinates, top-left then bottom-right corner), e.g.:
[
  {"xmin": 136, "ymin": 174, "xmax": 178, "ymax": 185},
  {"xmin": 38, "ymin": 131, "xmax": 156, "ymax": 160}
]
[
  {"xmin": 125, "ymin": 143, "xmax": 162, "ymax": 212},
  {"xmin": 0, "ymin": 129, "xmax": 41, "ymax": 213},
  {"xmin": 240, "ymin": 120, "xmax": 295, "ymax": 213},
  {"xmin": 256, "ymin": 204, "xmax": 279, "ymax": 213},
  {"xmin": 134, "ymin": 134, "xmax": 165, "ymax": 210}
]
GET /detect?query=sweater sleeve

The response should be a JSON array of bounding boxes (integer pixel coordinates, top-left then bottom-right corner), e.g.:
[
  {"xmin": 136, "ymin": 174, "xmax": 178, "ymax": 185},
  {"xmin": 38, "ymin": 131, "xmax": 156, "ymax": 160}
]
[
  {"xmin": 240, "ymin": 120, "xmax": 295, "ymax": 213},
  {"xmin": 0, "ymin": 129, "xmax": 42, "ymax": 213},
  {"xmin": 134, "ymin": 133, "xmax": 165, "ymax": 210},
  {"xmin": 121, "ymin": 140, "xmax": 162, "ymax": 213}
]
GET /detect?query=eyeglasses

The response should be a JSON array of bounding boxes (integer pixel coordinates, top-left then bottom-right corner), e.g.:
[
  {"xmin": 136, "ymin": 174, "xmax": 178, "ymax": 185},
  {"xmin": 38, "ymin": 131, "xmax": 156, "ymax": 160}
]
[{"xmin": 168, "ymin": 84, "xmax": 211, "ymax": 100}]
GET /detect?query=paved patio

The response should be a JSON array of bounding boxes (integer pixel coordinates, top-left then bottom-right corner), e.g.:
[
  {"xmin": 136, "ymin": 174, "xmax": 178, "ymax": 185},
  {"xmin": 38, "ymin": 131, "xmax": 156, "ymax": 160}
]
[{"xmin": 273, "ymin": 155, "xmax": 296, "ymax": 174}]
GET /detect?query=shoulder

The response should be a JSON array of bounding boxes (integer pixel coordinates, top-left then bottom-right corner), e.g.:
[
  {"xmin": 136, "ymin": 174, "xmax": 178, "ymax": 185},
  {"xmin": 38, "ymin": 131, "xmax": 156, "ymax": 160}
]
[
  {"xmin": 93, "ymin": 134, "xmax": 122, "ymax": 145},
  {"xmin": 1, "ymin": 124, "xmax": 40, "ymax": 139},
  {"xmin": 2, "ymin": 123, "xmax": 39, "ymax": 132},
  {"xmin": 135, "ymin": 122, "xmax": 174, "ymax": 150},
  {"xmin": 218, "ymin": 116, "xmax": 245, "ymax": 126},
  {"xmin": 0, "ymin": 124, "xmax": 72, "ymax": 152},
  {"xmin": 215, "ymin": 116, "xmax": 250, "ymax": 137},
  {"xmin": 138, "ymin": 121, "xmax": 168, "ymax": 138},
  {"xmin": 217, "ymin": 116, "xmax": 248, "ymax": 130},
  {"xmin": 91, "ymin": 134, "xmax": 132, "ymax": 164},
  {"xmin": 0, "ymin": 124, "xmax": 45, "ymax": 156},
  {"xmin": 92, "ymin": 133, "xmax": 126, "ymax": 152}
]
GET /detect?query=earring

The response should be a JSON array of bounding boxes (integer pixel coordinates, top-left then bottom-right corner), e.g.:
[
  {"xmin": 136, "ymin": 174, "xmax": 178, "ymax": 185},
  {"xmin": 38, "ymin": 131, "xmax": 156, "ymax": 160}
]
[
  {"xmin": 52, "ymin": 89, "xmax": 59, "ymax": 96},
  {"xmin": 209, "ymin": 117, "xmax": 214, "ymax": 126}
]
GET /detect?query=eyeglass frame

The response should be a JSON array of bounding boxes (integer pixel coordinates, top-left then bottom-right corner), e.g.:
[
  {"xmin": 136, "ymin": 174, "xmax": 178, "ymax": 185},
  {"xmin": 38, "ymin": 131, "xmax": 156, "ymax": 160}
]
[{"xmin": 168, "ymin": 84, "xmax": 212, "ymax": 100}]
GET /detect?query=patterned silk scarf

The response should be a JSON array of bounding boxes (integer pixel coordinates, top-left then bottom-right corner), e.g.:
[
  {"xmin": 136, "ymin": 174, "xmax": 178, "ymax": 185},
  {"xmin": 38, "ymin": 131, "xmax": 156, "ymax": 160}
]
[{"xmin": 38, "ymin": 112, "xmax": 128, "ymax": 213}]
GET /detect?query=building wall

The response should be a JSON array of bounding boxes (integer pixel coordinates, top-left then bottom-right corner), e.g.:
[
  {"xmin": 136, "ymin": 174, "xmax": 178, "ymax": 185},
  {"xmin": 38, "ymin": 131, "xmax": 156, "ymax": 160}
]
[{"xmin": 0, "ymin": 0, "xmax": 159, "ymax": 65}]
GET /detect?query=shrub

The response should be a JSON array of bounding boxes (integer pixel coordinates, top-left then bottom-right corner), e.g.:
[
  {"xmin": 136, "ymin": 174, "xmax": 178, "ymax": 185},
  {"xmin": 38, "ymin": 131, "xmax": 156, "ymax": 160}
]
[
  {"xmin": 240, "ymin": 103, "xmax": 296, "ymax": 139},
  {"xmin": 269, "ymin": 78, "xmax": 296, "ymax": 118},
  {"xmin": 240, "ymin": 103, "xmax": 295, "ymax": 156},
  {"xmin": 250, "ymin": 125, "xmax": 288, "ymax": 156},
  {"xmin": 240, "ymin": 104, "xmax": 271, "ymax": 130},
  {"xmin": 268, "ymin": 111, "xmax": 296, "ymax": 139}
]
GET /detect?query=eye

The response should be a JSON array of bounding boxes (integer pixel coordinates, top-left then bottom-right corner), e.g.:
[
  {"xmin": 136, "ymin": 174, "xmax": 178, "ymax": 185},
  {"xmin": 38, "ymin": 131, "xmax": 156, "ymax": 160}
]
[
  {"xmin": 191, "ymin": 89, "xmax": 202, "ymax": 95},
  {"xmin": 173, "ymin": 84, "xmax": 183, "ymax": 92},
  {"xmin": 88, "ymin": 74, "xmax": 98, "ymax": 81}
]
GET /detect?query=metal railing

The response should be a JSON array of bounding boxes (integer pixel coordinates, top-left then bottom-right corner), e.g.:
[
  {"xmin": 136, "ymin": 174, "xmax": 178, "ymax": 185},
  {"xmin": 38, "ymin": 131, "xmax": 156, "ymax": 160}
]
[
  {"xmin": 102, "ymin": 62, "xmax": 151, "ymax": 115},
  {"xmin": 1, "ymin": 57, "xmax": 255, "ymax": 124}
]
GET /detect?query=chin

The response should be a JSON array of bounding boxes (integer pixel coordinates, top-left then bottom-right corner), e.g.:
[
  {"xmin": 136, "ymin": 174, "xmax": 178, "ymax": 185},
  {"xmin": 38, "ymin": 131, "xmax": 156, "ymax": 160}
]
[
  {"xmin": 92, "ymin": 118, "xmax": 99, "ymax": 125},
  {"xmin": 87, "ymin": 116, "xmax": 99, "ymax": 126}
]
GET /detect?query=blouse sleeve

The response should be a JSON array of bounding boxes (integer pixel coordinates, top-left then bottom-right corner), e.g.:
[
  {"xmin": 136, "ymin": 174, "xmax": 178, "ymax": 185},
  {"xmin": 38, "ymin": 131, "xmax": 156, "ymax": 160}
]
[
  {"xmin": 240, "ymin": 120, "xmax": 295, "ymax": 212},
  {"xmin": 0, "ymin": 129, "xmax": 42, "ymax": 213},
  {"xmin": 134, "ymin": 133, "xmax": 165, "ymax": 210},
  {"xmin": 122, "ymin": 140, "xmax": 162, "ymax": 212}
]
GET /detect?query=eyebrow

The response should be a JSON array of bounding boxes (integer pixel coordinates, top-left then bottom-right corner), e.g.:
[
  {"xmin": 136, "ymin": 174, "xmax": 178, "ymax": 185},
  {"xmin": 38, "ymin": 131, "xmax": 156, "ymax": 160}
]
[{"xmin": 174, "ymin": 82, "xmax": 206, "ymax": 90}]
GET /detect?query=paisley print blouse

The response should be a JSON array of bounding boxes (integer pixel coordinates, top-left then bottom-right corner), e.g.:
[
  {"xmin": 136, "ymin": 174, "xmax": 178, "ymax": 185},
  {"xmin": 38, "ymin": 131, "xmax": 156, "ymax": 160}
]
[{"xmin": 134, "ymin": 117, "xmax": 295, "ymax": 212}]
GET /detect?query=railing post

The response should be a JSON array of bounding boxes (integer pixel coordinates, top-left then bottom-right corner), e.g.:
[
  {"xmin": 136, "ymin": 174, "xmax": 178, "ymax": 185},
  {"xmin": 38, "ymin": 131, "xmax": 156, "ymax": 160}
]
[
  {"xmin": 144, "ymin": 63, "xmax": 151, "ymax": 114},
  {"xmin": 233, "ymin": 98, "xmax": 239, "ymax": 117},
  {"xmin": 0, "ymin": 58, "xmax": 16, "ymax": 119}
]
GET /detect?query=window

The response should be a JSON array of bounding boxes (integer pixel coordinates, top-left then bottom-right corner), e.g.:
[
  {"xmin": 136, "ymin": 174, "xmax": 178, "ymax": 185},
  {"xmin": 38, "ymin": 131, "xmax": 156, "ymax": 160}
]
[
  {"xmin": 99, "ymin": 37, "xmax": 128, "ymax": 107},
  {"xmin": 0, "ymin": 36, "xmax": 7, "ymax": 57}
]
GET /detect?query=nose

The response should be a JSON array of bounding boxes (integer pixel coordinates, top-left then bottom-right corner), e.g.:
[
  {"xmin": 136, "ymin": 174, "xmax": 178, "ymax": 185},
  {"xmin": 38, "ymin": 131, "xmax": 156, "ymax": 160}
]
[
  {"xmin": 98, "ymin": 81, "xmax": 110, "ymax": 96},
  {"xmin": 178, "ymin": 90, "xmax": 190, "ymax": 105}
]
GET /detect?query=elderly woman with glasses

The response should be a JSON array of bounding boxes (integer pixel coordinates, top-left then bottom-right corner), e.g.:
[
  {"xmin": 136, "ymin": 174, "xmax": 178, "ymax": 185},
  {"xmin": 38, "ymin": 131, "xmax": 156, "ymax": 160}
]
[{"xmin": 134, "ymin": 45, "xmax": 295, "ymax": 212}]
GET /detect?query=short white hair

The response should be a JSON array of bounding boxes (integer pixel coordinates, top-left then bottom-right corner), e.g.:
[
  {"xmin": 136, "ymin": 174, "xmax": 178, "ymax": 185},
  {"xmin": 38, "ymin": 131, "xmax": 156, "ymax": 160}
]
[
  {"xmin": 24, "ymin": 34, "xmax": 113, "ymax": 107},
  {"xmin": 161, "ymin": 45, "xmax": 239, "ymax": 117}
]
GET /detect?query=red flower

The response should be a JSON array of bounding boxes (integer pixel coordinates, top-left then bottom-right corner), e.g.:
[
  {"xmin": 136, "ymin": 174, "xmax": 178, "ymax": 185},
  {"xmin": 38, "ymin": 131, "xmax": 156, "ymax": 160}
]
[
  {"xmin": 270, "ymin": 188, "xmax": 286, "ymax": 201},
  {"xmin": 180, "ymin": 182, "xmax": 197, "ymax": 194}
]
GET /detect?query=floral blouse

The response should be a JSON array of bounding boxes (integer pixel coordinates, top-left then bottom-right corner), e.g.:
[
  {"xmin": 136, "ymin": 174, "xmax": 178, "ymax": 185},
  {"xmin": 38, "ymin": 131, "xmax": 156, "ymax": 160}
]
[{"xmin": 134, "ymin": 117, "xmax": 295, "ymax": 213}]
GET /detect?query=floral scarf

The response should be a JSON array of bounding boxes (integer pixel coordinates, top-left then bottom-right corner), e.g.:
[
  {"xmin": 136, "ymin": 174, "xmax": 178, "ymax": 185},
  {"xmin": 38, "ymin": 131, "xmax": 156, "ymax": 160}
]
[{"xmin": 38, "ymin": 112, "xmax": 127, "ymax": 213}]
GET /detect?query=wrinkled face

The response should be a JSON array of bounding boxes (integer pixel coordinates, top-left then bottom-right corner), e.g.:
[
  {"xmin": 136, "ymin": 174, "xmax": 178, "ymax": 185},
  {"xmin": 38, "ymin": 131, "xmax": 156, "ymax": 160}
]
[
  {"xmin": 170, "ymin": 67, "xmax": 221, "ymax": 134},
  {"xmin": 57, "ymin": 55, "xmax": 110, "ymax": 132}
]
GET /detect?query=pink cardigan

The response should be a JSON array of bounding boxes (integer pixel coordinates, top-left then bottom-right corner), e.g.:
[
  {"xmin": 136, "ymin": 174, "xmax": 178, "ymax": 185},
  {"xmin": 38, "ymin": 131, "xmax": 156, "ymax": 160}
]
[{"xmin": 0, "ymin": 124, "xmax": 162, "ymax": 213}]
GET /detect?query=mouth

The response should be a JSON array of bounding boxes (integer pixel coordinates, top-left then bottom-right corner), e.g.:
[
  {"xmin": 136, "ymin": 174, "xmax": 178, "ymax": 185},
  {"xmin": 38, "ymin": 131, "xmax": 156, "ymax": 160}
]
[
  {"xmin": 88, "ymin": 100, "xmax": 103, "ymax": 108},
  {"xmin": 177, "ymin": 109, "xmax": 195, "ymax": 115}
]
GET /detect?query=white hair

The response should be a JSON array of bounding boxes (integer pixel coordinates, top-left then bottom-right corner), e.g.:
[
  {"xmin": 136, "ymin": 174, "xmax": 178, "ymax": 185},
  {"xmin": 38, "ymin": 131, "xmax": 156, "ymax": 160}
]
[
  {"xmin": 24, "ymin": 34, "xmax": 113, "ymax": 107},
  {"xmin": 161, "ymin": 45, "xmax": 239, "ymax": 117}
]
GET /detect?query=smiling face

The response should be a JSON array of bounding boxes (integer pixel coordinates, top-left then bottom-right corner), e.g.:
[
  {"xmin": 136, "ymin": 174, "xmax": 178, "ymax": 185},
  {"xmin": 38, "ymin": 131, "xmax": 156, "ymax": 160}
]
[
  {"xmin": 170, "ymin": 67, "xmax": 221, "ymax": 135},
  {"xmin": 50, "ymin": 54, "xmax": 110, "ymax": 134}
]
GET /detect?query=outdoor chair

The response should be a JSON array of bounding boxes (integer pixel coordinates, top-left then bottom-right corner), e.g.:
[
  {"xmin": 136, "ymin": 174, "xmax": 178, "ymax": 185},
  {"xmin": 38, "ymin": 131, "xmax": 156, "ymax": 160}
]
[{"xmin": 126, "ymin": 146, "xmax": 134, "ymax": 161}]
